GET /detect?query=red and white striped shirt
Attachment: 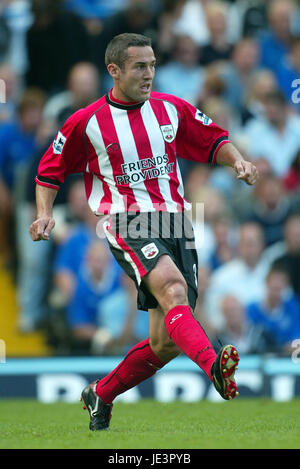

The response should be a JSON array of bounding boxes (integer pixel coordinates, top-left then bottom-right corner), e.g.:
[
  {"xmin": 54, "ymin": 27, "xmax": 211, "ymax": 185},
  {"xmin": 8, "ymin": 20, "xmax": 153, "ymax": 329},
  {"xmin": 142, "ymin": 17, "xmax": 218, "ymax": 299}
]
[{"xmin": 36, "ymin": 90, "xmax": 230, "ymax": 214}]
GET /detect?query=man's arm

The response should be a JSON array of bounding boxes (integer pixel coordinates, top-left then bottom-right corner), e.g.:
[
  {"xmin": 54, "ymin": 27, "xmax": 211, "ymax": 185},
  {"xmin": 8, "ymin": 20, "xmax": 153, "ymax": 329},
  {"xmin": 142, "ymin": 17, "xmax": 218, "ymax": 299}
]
[
  {"xmin": 29, "ymin": 185, "xmax": 57, "ymax": 241},
  {"xmin": 216, "ymin": 142, "xmax": 259, "ymax": 186}
]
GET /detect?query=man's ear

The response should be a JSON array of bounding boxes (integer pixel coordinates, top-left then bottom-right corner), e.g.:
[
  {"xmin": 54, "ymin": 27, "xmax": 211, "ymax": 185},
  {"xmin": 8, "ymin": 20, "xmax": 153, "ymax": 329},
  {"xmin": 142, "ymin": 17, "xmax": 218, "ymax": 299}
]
[{"xmin": 107, "ymin": 63, "xmax": 120, "ymax": 80}]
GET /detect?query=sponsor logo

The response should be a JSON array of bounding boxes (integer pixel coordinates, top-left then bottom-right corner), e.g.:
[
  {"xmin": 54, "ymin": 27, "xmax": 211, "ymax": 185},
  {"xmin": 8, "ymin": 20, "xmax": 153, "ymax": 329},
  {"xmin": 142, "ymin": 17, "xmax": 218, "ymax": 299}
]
[
  {"xmin": 53, "ymin": 131, "xmax": 66, "ymax": 154},
  {"xmin": 160, "ymin": 124, "xmax": 175, "ymax": 143},
  {"xmin": 115, "ymin": 154, "xmax": 174, "ymax": 185},
  {"xmin": 106, "ymin": 142, "xmax": 120, "ymax": 153},
  {"xmin": 195, "ymin": 109, "xmax": 212, "ymax": 126},
  {"xmin": 169, "ymin": 313, "xmax": 183, "ymax": 325},
  {"xmin": 141, "ymin": 242, "xmax": 159, "ymax": 259}
]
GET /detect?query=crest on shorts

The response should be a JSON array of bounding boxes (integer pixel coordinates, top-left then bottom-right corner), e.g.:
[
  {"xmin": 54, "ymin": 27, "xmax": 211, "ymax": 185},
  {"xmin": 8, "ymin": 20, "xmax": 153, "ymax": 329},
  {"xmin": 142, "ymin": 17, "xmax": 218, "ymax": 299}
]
[
  {"xmin": 160, "ymin": 124, "xmax": 175, "ymax": 143},
  {"xmin": 141, "ymin": 242, "xmax": 159, "ymax": 259}
]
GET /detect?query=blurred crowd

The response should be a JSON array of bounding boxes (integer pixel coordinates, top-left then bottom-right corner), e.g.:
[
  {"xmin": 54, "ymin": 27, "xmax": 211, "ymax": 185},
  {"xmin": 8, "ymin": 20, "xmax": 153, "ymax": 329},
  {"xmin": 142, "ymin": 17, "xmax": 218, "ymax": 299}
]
[{"xmin": 1, "ymin": 0, "xmax": 300, "ymax": 357}]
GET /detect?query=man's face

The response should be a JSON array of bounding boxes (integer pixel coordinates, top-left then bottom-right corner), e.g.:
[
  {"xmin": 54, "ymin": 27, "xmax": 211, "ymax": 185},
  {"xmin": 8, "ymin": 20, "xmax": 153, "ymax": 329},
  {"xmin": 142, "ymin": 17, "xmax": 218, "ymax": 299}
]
[
  {"xmin": 238, "ymin": 226, "xmax": 264, "ymax": 267},
  {"xmin": 110, "ymin": 46, "xmax": 156, "ymax": 102}
]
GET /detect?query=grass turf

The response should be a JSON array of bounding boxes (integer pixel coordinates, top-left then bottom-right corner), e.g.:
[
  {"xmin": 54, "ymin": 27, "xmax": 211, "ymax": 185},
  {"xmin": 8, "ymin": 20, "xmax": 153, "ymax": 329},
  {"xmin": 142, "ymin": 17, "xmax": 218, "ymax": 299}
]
[{"xmin": 1, "ymin": 398, "xmax": 300, "ymax": 449}]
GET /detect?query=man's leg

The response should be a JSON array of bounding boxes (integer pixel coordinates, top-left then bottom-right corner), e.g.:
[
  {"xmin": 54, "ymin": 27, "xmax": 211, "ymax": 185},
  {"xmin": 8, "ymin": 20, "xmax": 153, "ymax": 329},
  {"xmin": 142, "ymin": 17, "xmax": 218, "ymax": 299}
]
[
  {"xmin": 143, "ymin": 255, "xmax": 217, "ymax": 380},
  {"xmin": 143, "ymin": 255, "xmax": 239, "ymax": 398},
  {"xmin": 95, "ymin": 306, "xmax": 180, "ymax": 403},
  {"xmin": 81, "ymin": 306, "xmax": 180, "ymax": 430},
  {"xmin": 81, "ymin": 255, "xmax": 238, "ymax": 430}
]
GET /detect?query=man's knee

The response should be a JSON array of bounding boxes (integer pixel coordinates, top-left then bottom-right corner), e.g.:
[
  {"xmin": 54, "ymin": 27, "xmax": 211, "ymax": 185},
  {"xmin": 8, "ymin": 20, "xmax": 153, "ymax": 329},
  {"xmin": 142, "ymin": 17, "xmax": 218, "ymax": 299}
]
[
  {"xmin": 158, "ymin": 279, "xmax": 188, "ymax": 313},
  {"xmin": 144, "ymin": 256, "xmax": 189, "ymax": 313}
]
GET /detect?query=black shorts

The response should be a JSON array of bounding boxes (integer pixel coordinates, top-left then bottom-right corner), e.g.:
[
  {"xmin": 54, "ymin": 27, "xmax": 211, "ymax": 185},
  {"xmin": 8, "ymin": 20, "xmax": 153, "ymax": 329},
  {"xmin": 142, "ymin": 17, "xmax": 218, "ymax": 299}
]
[{"xmin": 104, "ymin": 212, "xmax": 198, "ymax": 311}]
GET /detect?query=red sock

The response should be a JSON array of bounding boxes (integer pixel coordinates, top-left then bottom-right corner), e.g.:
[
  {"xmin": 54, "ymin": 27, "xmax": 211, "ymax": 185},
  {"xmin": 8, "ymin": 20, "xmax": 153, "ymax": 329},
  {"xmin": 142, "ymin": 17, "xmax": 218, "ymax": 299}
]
[
  {"xmin": 96, "ymin": 338, "xmax": 165, "ymax": 404},
  {"xmin": 165, "ymin": 305, "xmax": 216, "ymax": 380}
]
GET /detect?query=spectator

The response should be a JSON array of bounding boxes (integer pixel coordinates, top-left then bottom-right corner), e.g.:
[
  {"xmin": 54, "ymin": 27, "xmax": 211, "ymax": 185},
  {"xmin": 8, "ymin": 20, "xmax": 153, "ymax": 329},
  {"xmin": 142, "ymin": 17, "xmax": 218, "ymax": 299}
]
[
  {"xmin": 1, "ymin": 0, "xmax": 33, "ymax": 78},
  {"xmin": 199, "ymin": 98, "xmax": 242, "ymax": 197},
  {"xmin": 204, "ymin": 222, "xmax": 273, "ymax": 332},
  {"xmin": 216, "ymin": 295, "xmax": 268, "ymax": 355},
  {"xmin": 16, "ymin": 140, "xmax": 79, "ymax": 333},
  {"xmin": 0, "ymin": 5, "xmax": 10, "ymax": 63},
  {"xmin": 272, "ymin": 213, "xmax": 300, "ymax": 296},
  {"xmin": 43, "ymin": 62, "xmax": 101, "ymax": 128},
  {"xmin": 200, "ymin": 1, "xmax": 233, "ymax": 66},
  {"xmin": 247, "ymin": 266, "xmax": 300, "ymax": 354},
  {"xmin": 242, "ymin": 174, "xmax": 293, "ymax": 246},
  {"xmin": 156, "ymin": 0, "xmax": 186, "ymax": 63},
  {"xmin": 241, "ymin": 68, "xmax": 279, "ymax": 125},
  {"xmin": 52, "ymin": 191, "xmax": 101, "ymax": 307},
  {"xmin": 243, "ymin": 90, "xmax": 300, "ymax": 178},
  {"xmin": 208, "ymin": 215, "xmax": 237, "ymax": 271},
  {"xmin": 221, "ymin": 38, "xmax": 260, "ymax": 114},
  {"xmin": 0, "ymin": 64, "xmax": 20, "ymax": 123},
  {"xmin": 67, "ymin": 240, "xmax": 148, "ymax": 355},
  {"xmin": 26, "ymin": 0, "xmax": 90, "ymax": 94},
  {"xmin": 154, "ymin": 34, "xmax": 204, "ymax": 104},
  {"xmin": 196, "ymin": 97, "xmax": 245, "ymax": 198},
  {"xmin": 200, "ymin": 96, "xmax": 240, "ymax": 138},
  {"xmin": 172, "ymin": 0, "xmax": 210, "ymax": 47},
  {"xmin": 0, "ymin": 87, "xmax": 46, "ymax": 191},
  {"xmin": 196, "ymin": 62, "xmax": 226, "ymax": 108},
  {"xmin": 242, "ymin": 0, "xmax": 269, "ymax": 38},
  {"xmin": 191, "ymin": 182, "xmax": 234, "ymax": 268},
  {"xmin": 0, "ymin": 87, "xmax": 46, "ymax": 268},
  {"xmin": 275, "ymin": 35, "xmax": 300, "ymax": 108},
  {"xmin": 63, "ymin": 0, "xmax": 125, "ymax": 20},
  {"xmin": 258, "ymin": 0, "xmax": 296, "ymax": 73},
  {"xmin": 91, "ymin": 0, "xmax": 159, "ymax": 74}
]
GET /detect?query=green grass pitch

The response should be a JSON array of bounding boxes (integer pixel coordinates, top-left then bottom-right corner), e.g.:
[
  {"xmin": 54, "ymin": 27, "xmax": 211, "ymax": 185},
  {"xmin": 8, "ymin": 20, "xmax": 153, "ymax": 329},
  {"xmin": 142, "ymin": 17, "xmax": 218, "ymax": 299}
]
[{"xmin": 1, "ymin": 398, "xmax": 300, "ymax": 449}]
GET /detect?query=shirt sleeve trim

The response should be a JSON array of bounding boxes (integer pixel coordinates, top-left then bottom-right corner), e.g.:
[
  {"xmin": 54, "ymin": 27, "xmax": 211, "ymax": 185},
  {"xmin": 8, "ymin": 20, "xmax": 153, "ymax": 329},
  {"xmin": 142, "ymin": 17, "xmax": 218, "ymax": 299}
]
[
  {"xmin": 209, "ymin": 136, "xmax": 230, "ymax": 164},
  {"xmin": 35, "ymin": 175, "xmax": 60, "ymax": 190}
]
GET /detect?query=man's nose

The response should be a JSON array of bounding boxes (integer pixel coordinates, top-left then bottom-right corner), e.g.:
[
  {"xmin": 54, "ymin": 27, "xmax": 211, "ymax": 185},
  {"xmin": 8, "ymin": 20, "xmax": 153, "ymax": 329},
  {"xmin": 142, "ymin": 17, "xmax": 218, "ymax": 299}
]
[{"xmin": 143, "ymin": 66, "xmax": 154, "ymax": 79}]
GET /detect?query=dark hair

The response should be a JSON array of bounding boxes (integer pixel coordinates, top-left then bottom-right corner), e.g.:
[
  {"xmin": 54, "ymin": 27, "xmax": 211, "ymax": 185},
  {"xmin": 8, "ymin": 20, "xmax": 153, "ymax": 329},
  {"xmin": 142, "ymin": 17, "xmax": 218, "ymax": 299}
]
[
  {"xmin": 268, "ymin": 262, "xmax": 290, "ymax": 281},
  {"xmin": 18, "ymin": 88, "xmax": 46, "ymax": 114},
  {"xmin": 290, "ymin": 35, "xmax": 300, "ymax": 50},
  {"xmin": 105, "ymin": 33, "xmax": 152, "ymax": 69}
]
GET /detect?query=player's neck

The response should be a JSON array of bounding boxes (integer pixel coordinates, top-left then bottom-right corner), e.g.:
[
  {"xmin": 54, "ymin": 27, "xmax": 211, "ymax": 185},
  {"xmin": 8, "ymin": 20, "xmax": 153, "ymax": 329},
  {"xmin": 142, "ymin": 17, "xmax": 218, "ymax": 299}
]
[{"xmin": 109, "ymin": 88, "xmax": 140, "ymax": 105}]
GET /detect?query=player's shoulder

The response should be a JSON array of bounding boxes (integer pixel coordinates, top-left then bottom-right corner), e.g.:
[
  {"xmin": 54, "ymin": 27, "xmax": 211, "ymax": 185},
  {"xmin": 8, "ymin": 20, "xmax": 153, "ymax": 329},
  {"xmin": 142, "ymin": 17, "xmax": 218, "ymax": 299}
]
[
  {"xmin": 150, "ymin": 91, "xmax": 189, "ymax": 109},
  {"xmin": 149, "ymin": 92, "xmax": 196, "ymax": 120}
]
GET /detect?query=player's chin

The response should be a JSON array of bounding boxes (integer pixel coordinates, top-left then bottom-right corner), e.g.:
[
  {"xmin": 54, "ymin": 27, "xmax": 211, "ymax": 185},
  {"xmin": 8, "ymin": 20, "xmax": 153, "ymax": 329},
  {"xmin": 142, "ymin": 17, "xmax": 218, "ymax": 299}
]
[{"xmin": 138, "ymin": 87, "xmax": 152, "ymax": 101}]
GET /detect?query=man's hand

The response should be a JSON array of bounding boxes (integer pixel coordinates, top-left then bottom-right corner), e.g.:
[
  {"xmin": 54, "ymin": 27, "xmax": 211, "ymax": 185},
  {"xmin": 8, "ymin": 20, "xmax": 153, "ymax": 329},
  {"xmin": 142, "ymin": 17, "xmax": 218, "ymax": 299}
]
[
  {"xmin": 234, "ymin": 159, "xmax": 259, "ymax": 186},
  {"xmin": 29, "ymin": 216, "xmax": 55, "ymax": 241}
]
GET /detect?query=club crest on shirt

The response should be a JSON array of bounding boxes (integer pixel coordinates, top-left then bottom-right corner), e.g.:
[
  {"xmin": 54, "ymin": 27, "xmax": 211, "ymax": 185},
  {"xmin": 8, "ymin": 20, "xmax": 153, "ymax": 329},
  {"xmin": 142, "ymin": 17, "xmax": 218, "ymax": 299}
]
[
  {"xmin": 53, "ymin": 131, "xmax": 66, "ymax": 155},
  {"xmin": 160, "ymin": 124, "xmax": 175, "ymax": 143},
  {"xmin": 141, "ymin": 242, "xmax": 159, "ymax": 259}
]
